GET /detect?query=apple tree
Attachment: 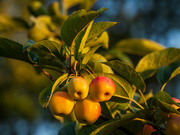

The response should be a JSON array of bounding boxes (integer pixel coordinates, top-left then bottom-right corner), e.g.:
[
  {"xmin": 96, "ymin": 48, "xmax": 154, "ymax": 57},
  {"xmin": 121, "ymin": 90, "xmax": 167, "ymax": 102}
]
[{"xmin": 0, "ymin": 1, "xmax": 180, "ymax": 135}]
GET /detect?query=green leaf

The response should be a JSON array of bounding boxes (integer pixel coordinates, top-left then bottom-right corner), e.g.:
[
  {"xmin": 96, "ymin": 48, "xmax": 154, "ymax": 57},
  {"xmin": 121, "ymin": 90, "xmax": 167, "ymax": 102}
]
[
  {"xmin": 82, "ymin": 45, "xmax": 101, "ymax": 67},
  {"xmin": 83, "ymin": 53, "xmax": 113, "ymax": 74},
  {"xmin": 38, "ymin": 73, "xmax": 68, "ymax": 108},
  {"xmin": 157, "ymin": 100, "xmax": 180, "ymax": 114},
  {"xmin": 74, "ymin": 21, "xmax": 93, "ymax": 61},
  {"xmin": 60, "ymin": 8, "xmax": 108, "ymax": 46},
  {"xmin": 37, "ymin": 57, "xmax": 65, "ymax": 70},
  {"xmin": 39, "ymin": 82, "xmax": 54, "ymax": 108},
  {"xmin": 79, "ymin": 115, "xmax": 135, "ymax": 135},
  {"xmin": 135, "ymin": 48, "xmax": 180, "ymax": 79},
  {"xmin": 58, "ymin": 121, "xmax": 76, "ymax": 135},
  {"xmin": 154, "ymin": 91, "xmax": 180, "ymax": 107},
  {"xmin": 86, "ymin": 31, "xmax": 109, "ymax": 49},
  {"xmin": 156, "ymin": 60, "xmax": 180, "ymax": 90},
  {"xmin": 100, "ymin": 102, "xmax": 113, "ymax": 119},
  {"xmin": 110, "ymin": 95, "xmax": 131, "ymax": 103},
  {"xmin": 102, "ymin": 49, "xmax": 134, "ymax": 66},
  {"xmin": 167, "ymin": 66, "xmax": 180, "ymax": 83},
  {"xmin": 26, "ymin": 40, "xmax": 66, "ymax": 61},
  {"xmin": 88, "ymin": 22, "xmax": 117, "ymax": 41},
  {"xmin": 0, "ymin": 37, "xmax": 30, "ymax": 62},
  {"xmin": 104, "ymin": 60, "xmax": 146, "ymax": 93},
  {"xmin": 113, "ymin": 38, "xmax": 165, "ymax": 56},
  {"xmin": 84, "ymin": 73, "xmax": 134, "ymax": 99}
]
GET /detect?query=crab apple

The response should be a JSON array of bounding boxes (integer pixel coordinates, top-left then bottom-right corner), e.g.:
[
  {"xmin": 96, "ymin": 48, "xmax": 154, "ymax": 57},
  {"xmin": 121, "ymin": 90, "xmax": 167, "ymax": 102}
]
[
  {"xmin": 74, "ymin": 97, "xmax": 101, "ymax": 125},
  {"xmin": 49, "ymin": 91, "xmax": 75, "ymax": 117},
  {"xmin": 89, "ymin": 76, "xmax": 115, "ymax": 102},
  {"xmin": 166, "ymin": 113, "xmax": 180, "ymax": 135},
  {"xmin": 141, "ymin": 124, "xmax": 156, "ymax": 135},
  {"xmin": 67, "ymin": 77, "xmax": 89, "ymax": 100}
]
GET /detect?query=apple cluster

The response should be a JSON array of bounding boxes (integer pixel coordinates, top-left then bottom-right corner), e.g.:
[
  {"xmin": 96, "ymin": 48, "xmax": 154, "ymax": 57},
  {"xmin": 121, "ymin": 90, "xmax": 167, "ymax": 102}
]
[{"xmin": 49, "ymin": 76, "xmax": 115, "ymax": 125}]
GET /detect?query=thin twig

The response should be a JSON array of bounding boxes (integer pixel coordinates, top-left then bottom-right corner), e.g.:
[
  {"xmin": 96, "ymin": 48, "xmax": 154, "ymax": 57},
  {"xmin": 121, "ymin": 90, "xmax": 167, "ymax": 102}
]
[
  {"xmin": 33, "ymin": 64, "xmax": 65, "ymax": 74},
  {"xmin": 41, "ymin": 69, "xmax": 55, "ymax": 81}
]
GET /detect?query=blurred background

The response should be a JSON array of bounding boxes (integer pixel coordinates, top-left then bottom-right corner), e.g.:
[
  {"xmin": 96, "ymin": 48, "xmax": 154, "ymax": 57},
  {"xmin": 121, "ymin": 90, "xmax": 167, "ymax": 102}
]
[{"xmin": 0, "ymin": 0, "xmax": 180, "ymax": 134}]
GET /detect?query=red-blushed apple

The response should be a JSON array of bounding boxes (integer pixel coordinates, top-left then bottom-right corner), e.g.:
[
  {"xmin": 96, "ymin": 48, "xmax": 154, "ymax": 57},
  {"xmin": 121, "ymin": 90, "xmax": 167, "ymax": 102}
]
[
  {"xmin": 74, "ymin": 97, "xmax": 101, "ymax": 125},
  {"xmin": 166, "ymin": 113, "xmax": 180, "ymax": 135},
  {"xmin": 89, "ymin": 76, "xmax": 115, "ymax": 102},
  {"xmin": 67, "ymin": 77, "xmax": 89, "ymax": 100},
  {"xmin": 49, "ymin": 91, "xmax": 75, "ymax": 117},
  {"xmin": 141, "ymin": 124, "xmax": 156, "ymax": 135}
]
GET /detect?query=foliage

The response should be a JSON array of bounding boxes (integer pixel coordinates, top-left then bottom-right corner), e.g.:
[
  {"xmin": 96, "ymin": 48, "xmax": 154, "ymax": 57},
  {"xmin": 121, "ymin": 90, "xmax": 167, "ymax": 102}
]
[{"xmin": 0, "ymin": 0, "xmax": 180, "ymax": 135}]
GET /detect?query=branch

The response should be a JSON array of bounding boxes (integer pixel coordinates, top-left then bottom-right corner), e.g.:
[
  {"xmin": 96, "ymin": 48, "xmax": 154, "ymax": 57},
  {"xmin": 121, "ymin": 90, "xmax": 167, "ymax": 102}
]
[{"xmin": 41, "ymin": 69, "xmax": 55, "ymax": 81}]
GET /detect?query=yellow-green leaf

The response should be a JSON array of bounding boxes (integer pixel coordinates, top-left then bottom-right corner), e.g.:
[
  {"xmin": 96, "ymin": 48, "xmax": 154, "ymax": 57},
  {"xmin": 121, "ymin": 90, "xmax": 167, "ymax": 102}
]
[
  {"xmin": 113, "ymin": 38, "xmax": 165, "ymax": 56},
  {"xmin": 60, "ymin": 8, "xmax": 108, "ymax": 46},
  {"xmin": 135, "ymin": 48, "xmax": 180, "ymax": 79}
]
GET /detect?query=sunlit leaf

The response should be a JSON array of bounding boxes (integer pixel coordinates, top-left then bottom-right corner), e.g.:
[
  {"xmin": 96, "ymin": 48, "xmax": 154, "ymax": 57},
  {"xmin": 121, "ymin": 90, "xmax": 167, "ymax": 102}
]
[
  {"xmin": 60, "ymin": 8, "xmax": 108, "ymax": 46},
  {"xmin": 113, "ymin": 38, "xmax": 165, "ymax": 56},
  {"xmin": 38, "ymin": 73, "xmax": 68, "ymax": 108},
  {"xmin": 135, "ymin": 48, "xmax": 180, "ymax": 79},
  {"xmin": 104, "ymin": 60, "xmax": 146, "ymax": 92},
  {"xmin": 85, "ymin": 53, "xmax": 114, "ymax": 74},
  {"xmin": 82, "ymin": 45, "xmax": 101, "ymax": 67},
  {"xmin": 88, "ymin": 22, "xmax": 117, "ymax": 41},
  {"xmin": 74, "ymin": 21, "xmax": 93, "ymax": 61},
  {"xmin": 86, "ymin": 31, "xmax": 109, "ymax": 49}
]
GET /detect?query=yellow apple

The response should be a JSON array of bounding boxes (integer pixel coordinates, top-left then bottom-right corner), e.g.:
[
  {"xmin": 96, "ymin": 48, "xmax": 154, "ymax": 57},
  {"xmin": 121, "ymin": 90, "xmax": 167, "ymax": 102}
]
[
  {"xmin": 166, "ymin": 113, "xmax": 180, "ymax": 135},
  {"xmin": 49, "ymin": 91, "xmax": 75, "ymax": 117},
  {"xmin": 74, "ymin": 97, "xmax": 101, "ymax": 125},
  {"xmin": 67, "ymin": 77, "xmax": 89, "ymax": 100},
  {"xmin": 89, "ymin": 76, "xmax": 115, "ymax": 102}
]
